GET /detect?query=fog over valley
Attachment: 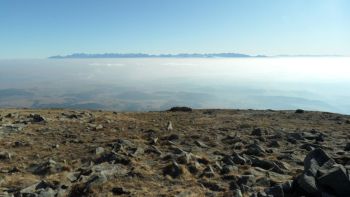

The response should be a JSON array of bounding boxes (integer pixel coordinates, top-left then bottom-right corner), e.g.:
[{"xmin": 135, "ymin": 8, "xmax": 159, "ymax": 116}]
[{"xmin": 0, "ymin": 57, "xmax": 349, "ymax": 114}]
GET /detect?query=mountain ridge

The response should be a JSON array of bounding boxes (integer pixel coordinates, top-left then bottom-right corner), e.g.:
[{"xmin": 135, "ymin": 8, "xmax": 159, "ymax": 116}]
[{"xmin": 49, "ymin": 53, "xmax": 267, "ymax": 59}]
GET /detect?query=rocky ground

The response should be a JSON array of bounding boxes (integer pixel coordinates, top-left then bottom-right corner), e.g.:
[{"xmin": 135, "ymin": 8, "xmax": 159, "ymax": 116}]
[{"xmin": 0, "ymin": 108, "xmax": 350, "ymax": 197}]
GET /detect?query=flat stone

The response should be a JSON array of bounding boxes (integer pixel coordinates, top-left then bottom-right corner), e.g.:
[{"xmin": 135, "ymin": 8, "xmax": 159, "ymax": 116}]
[
  {"xmin": 250, "ymin": 157, "xmax": 285, "ymax": 174},
  {"xmin": 195, "ymin": 140, "xmax": 209, "ymax": 148}
]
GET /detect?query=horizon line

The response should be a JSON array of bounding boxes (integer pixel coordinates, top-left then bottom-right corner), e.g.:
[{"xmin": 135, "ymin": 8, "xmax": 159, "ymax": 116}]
[{"xmin": 48, "ymin": 52, "xmax": 347, "ymax": 59}]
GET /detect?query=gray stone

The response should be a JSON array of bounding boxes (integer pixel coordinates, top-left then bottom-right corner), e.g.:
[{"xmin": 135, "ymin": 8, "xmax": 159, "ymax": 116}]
[
  {"xmin": 1, "ymin": 124, "xmax": 24, "ymax": 133},
  {"xmin": 256, "ymin": 177, "xmax": 270, "ymax": 187},
  {"xmin": 87, "ymin": 173, "xmax": 108, "ymax": 187},
  {"xmin": 296, "ymin": 173, "xmax": 319, "ymax": 194},
  {"xmin": 0, "ymin": 152, "xmax": 12, "ymax": 161},
  {"xmin": 281, "ymin": 180, "xmax": 293, "ymax": 193},
  {"xmin": 176, "ymin": 152, "xmax": 192, "ymax": 164},
  {"xmin": 237, "ymin": 175, "xmax": 256, "ymax": 187},
  {"xmin": 95, "ymin": 124, "xmax": 103, "ymax": 130},
  {"xmin": 66, "ymin": 172, "xmax": 80, "ymax": 182},
  {"xmin": 195, "ymin": 140, "xmax": 208, "ymax": 148},
  {"xmin": 202, "ymin": 165, "xmax": 215, "ymax": 177},
  {"xmin": 200, "ymin": 181, "xmax": 225, "ymax": 192},
  {"xmin": 229, "ymin": 181, "xmax": 240, "ymax": 190},
  {"xmin": 168, "ymin": 107, "xmax": 192, "ymax": 112},
  {"xmin": 295, "ymin": 109, "xmax": 304, "ymax": 113},
  {"xmin": 187, "ymin": 161, "xmax": 201, "ymax": 174},
  {"xmin": 287, "ymin": 132, "xmax": 304, "ymax": 141},
  {"xmin": 304, "ymin": 148, "xmax": 336, "ymax": 176},
  {"xmin": 95, "ymin": 147, "xmax": 105, "ymax": 155},
  {"xmin": 163, "ymin": 161, "xmax": 182, "ymax": 178},
  {"xmin": 256, "ymin": 191, "xmax": 269, "ymax": 197},
  {"xmin": 221, "ymin": 165, "xmax": 238, "ymax": 174},
  {"xmin": 317, "ymin": 164, "xmax": 350, "ymax": 196},
  {"xmin": 250, "ymin": 157, "xmax": 285, "ymax": 174},
  {"xmin": 20, "ymin": 181, "xmax": 54, "ymax": 196},
  {"xmin": 38, "ymin": 188, "xmax": 56, "ymax": 197},
  {"xmin": 222, "ymin": 155, "xmax": 235, "ymax": 165},
  {"xmin": 30, "ymin": 159, "xmax": 63, "ymax": 175},
  {"xmin": 29, "ymin": 114, "xmax": 45, "ymax": 123},
  {"xmin": 245, "ymin": 144, "xmax": 266, "ymax": 156},
  {"xmin": 111, "ymin": 187, "xmax": 130, "ymax": 195},
  {"xmin": 251, "ymin": 128, "xmax": 263, "ymax": 136},
  {"xmin": 268, "ymin": 140, "xmax": 280, "ymax": 148},
  {"xmin": 345, "ymin": 143, "xmax": 350, "ymax": 151},
  {"xmin": 265, "ymin": 185, "xmax": 284, "ymax": 197},
  {"xmin": 95, "ymin": 152, "xmax": 130, "ymax": 165},
  {"xmin": 232, "ymin": 189, "xmax": 243, "ymax": 197},
  {"xmin": 232, "ymin": 153, "xmax": 246, "ymax": 165},
  {"xmin": 167, "ymin": 121, "xmax": 173, "ymax": 131}
]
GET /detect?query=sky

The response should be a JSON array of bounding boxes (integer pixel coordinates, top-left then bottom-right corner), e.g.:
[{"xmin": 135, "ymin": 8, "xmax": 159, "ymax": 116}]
[{"xmin": 0, "ymin": 0, "xmax": 349, "ymax": 58}]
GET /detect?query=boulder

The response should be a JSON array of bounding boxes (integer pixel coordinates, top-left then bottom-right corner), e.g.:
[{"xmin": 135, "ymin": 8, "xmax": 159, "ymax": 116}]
[
  {"xmin": 168, "ymin": 107, "xmax": 192, "ymax": 112},
  {"xmin": 289, "ymin": 148, "xmax": 350, "ymax": 196},
  {"xmin": 295, "ymin": 109, "xmax": 304, "ymax": 114},
  {"xmin": 28, "ymin": 114, "xmax": 45, "ymax": 123},
  {"xmin": 304, "ymin": 148, "xmax": 335, "ymax": 176},
  {"xmin": 296, "ymin": 173, "xmax": 319, "ymax": 194}
]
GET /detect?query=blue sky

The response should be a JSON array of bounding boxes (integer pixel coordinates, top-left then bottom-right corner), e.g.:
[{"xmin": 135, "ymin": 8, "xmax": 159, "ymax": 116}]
[{"xmin": 0, "ymin": 0, "xmax": 349, "ymax": 58}]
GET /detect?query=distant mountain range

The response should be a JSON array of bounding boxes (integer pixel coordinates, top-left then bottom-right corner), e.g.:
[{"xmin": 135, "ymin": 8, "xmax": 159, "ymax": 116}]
[
  {"xmin": 49, "ymin": 53, "xmax": 267, "ymax": 59},
  {"xmin": 49, "ymin": 53, "xmax": 346, "ymax": 59}
]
